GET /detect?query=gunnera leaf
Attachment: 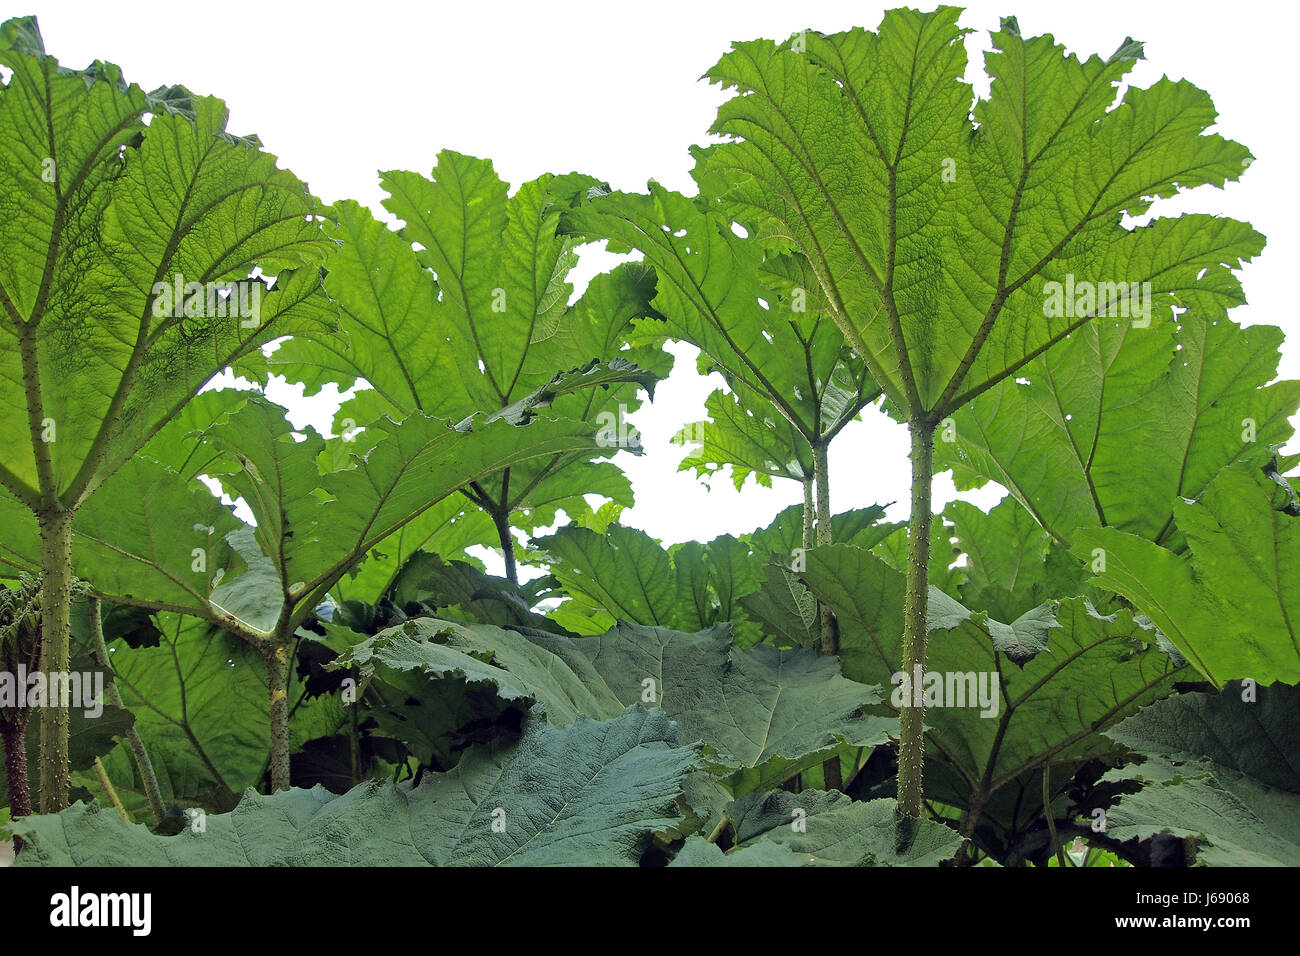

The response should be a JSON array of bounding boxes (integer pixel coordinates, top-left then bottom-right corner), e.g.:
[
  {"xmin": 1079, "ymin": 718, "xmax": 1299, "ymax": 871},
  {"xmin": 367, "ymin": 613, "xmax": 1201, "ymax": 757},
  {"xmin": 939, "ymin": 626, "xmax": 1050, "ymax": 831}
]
[
  {"xmin": 1101, "ymin": 683, "xmax": 1300, "ymax": 866},
  {"xmin": 12, "ymin": 706, "xmax": 698, "ymax": 866}
]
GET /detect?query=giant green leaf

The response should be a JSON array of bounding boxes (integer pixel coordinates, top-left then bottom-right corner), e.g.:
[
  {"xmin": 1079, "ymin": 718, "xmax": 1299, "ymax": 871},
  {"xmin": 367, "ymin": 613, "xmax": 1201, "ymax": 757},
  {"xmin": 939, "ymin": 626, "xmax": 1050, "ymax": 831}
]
[
  {"xmin": 676, "ymin": 387, "xmax": 811, "ymax": 490},
  {"xmin": 801, "ymin": 543, "xmax": 1184, "ymax": 841},
  {"xmin": 330, "ymin": 500, "xmax": 497, "ymax": 605},
  {"xmin": 567, "ymin": 163, "xmax": 878, "ymax": 450},
  {"xmin": 0, "ymin": 17, "xmax": 333, "ymax": 809},
  {"xmin": 95, "ymin": 611, "xmax": 344, "ymax": 812},
  {"xmin": 668, "ymin": 835, "xmax": 803, "ymax": 867},
  {"xmin": 381, "ymin": 155, "xmax": 583, "ymax": 410},
  {"xmin": 945, "ymin": 497, "xmax": 1090, "ymax": 622},
  {"xmin": 64, "ymin": 455, "xmax": 242, "ymax": 618},
  {"xmin": 726, "ymin": 790, "xmax": 963, "ymax": 866},
  {"xmin": 1101, "ymin": 683, "xmax": 1300, "ymax": 866},
  {"xmin": 747, "ymin": 502, "xmax": 898, "ymax": 566},
  {"xmin": 268, "ymin": 156, "xmax": 668, "ymax": 535},
  {"xmin": 536, "ymin": 506, "xmax": 895, "ymax": 640},
  {"xmin": 376, "ymin": 551, "xmax": 569, "ymax": 634},
  {"xmin": 329, "ymin": 622, "xmax": 585, "ymax": 719},
  {"xmin": 937, "ymin": 302, "xmax": 1296, "ymax": 548},
  {"xmin": 69, "ymin": 397, "xmax": 611, "ymax": 637},
  {"xmin": 316, "ymin": 621, "xmax": 564, "ymax": 769},
  {"xmin": 535, "ymin": 524, "xmax": 685, "ymax": 630},
  {"xmin": 35, "ymin": 391, "xmax": 615, "ymax": 801},
  {"xmin": 1074, "ymin": 461, "xmax": 1300, "ymax": 684},
  {"xmin": 738, "ymin": 565, "xmax": 821, "ymax": 649},
  {"xmin": 334, "ymin": 618, "xmax": 893, "ymax": 785},
  {"xmin": 13, "ymin": 706, "xmax": 698, "ymax": 866},
  {"xmin": 534, "ymin": 524, "xmax": 767, "ymax": 635},
  {"xmin": 0, "ymin": 17, "xmax": 330, "ymax": 507},
  {"xmin": 691, "ymin": 10, "xmax": 1251, "ymax": 421}
]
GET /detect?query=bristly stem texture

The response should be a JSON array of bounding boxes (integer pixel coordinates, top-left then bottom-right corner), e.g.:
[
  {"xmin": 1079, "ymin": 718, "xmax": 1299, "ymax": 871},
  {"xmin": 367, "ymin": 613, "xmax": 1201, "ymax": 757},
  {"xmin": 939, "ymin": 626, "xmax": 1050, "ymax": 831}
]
[
  {"xmin": 265, "ymin": 641, "xmax": 292, "ymax": 792},
  {"xmin": 897, "ymin": 420, "xmax": 935, "ymax": 817},
  {"xmin": 36, "ymin": 509, "xmax": 73, "ymax": 813},
  {"xmin": 812, "ymin": 442, "xmax": 844, "ymax": 791}
]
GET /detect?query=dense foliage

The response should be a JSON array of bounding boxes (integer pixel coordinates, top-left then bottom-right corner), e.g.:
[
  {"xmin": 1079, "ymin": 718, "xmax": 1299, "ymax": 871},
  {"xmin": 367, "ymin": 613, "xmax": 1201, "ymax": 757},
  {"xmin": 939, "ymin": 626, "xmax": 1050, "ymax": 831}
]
[{"xmin": 1, "ymin": 8, "xmax": 1296, "ymax": 867}]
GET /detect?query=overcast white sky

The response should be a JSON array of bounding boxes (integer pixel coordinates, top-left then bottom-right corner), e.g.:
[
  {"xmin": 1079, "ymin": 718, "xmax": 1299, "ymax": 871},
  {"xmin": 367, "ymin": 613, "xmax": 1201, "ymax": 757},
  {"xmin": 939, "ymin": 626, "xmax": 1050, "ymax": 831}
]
[{"xmin": 22, "ymin": 0, "xmax": 1299, "ymax": 554}]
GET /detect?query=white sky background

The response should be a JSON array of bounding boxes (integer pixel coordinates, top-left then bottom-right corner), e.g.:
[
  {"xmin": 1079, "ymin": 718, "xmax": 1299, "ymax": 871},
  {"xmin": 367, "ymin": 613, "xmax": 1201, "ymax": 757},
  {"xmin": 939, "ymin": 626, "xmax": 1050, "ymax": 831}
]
[{"xmin": 23, "ymin": 0, "xmax": 1300, "ymax": 561}]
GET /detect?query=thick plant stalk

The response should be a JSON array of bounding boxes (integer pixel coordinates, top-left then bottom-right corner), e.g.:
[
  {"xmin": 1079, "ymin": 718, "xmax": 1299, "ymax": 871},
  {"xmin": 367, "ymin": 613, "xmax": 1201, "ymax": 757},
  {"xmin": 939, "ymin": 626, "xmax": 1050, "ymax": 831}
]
[
  {"xmin": 811, "ymin": 442, "xmax": 843, "ymax": 791},
  {"xmin": 897, "ymin": 420, "xmax": 935, "ymax": 818},
  {"xmin": 801, "ymin": 477, "xmax": 815, "ymax": 553},
  {"xmin": 1, "ymin": 719, "xmax": 31, "ymax": 818},
  {"xmin": 1, "ymin": 576, "xmax": 39, "ymax": 820},
  {"xmin": 87, "ymin": 597, "xmax": 166, "ymax": 825},
  {"xmin": 491, "ymin": 508, "xmax": 519, "ymax": 586},
  {"xmin": 811, "ymin": 443, "xmax": 838, "ymax": 655},
  {"xmin": 36, "ymin": 508, "xmax": 74, "ymax": 813},
  {"xmin": 489, "ymin": 470, "xmax": 518, "ymax": 586},
  {"xmin": 265, "ymin": 643, "xmax": 292, "ymax": 792}
]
